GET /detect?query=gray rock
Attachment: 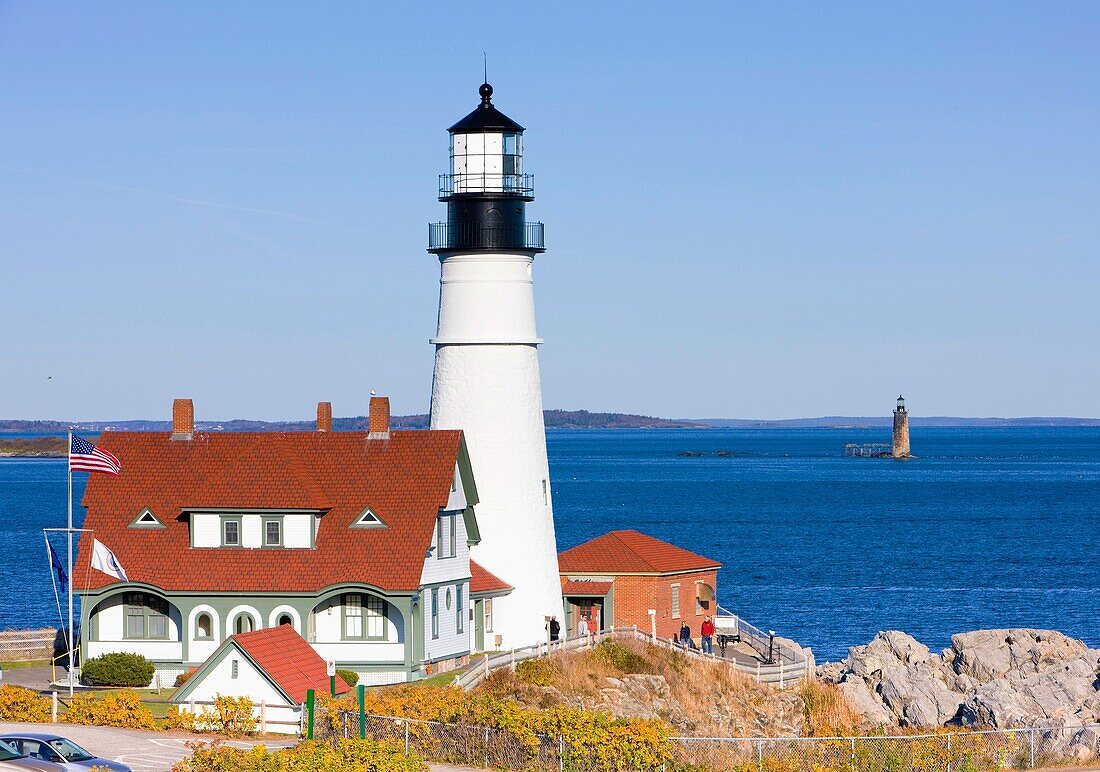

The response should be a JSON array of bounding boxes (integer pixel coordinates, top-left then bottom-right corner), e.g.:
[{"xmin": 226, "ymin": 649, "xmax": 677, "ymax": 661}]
[
  {"xmin": 836, "ymin": 679, "xmax": 893, "ymax": 726},
  {"xmin": 877, "ymin": 662, "xmax": 962, "ymax": 727},
  {"xmin": 846, "ymin": 631, "xmax": 933, "ymax": 685},
  {"xmin": 950, "ymin": 629, "xmax": 1090, "ymax": 683},
  {"xmin": 816, "ymin": 661, "xmax": 845, "ymax": 684}
]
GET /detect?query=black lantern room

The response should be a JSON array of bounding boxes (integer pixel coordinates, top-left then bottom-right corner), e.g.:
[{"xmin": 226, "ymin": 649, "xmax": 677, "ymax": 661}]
[{"xmin": 428, "ymin": 83, "xmax": 545, "ymax": 254}]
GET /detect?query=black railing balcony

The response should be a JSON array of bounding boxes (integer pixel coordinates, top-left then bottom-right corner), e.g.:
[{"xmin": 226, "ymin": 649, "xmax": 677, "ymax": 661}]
[
  {"xmin": 428, "ymin": 221, "xmax": 545, "ymax": 252},
  {"xmin": 438, "ymin": 173, "xmax": 535, "ymax": 199}
]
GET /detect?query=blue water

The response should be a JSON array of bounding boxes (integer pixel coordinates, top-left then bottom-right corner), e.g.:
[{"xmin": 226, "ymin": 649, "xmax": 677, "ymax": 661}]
[{"xmin": 2, "ymin": 428, "xmax": 1098, "ymax": 660}]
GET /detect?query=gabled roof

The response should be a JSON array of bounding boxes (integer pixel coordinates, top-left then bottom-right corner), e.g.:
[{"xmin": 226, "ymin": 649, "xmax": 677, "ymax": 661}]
[
  {"xmin": 469, "ymin": 559, "xmax": 512, "ymax": 596},
  {"xmin": 74, "ymin": 430, "xmax": 476, "ymax": 593},
  {"xmin": 173, "ymin": 625, "xmax": 348, "ymax": 706},
  {"xmin": 232, "ymin": 625, "xmax": 347, "ymax": 704},
  {"xmin": 557, "ymin": 530, "xmax": 721, "ymax": 575}
]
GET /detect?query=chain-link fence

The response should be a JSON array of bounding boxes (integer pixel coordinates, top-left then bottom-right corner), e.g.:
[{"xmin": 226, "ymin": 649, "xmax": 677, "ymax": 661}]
[
  {"xmin": 337, "ymin": 711, "xmax": 1100, "ymax": 771},
  {"xmin": 672, "ymin": 725, "xmax": 1100, "ymax": 772},
  {"xmin": 341, "ymin": 711, "xmax": 561, "ymax": 769}
]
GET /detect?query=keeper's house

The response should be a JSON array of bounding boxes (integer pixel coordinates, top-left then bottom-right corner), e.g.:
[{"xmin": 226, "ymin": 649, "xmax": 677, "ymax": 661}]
[{"xmin": 74, "ymin": 396, "xmax": 510, "ymax": 686}]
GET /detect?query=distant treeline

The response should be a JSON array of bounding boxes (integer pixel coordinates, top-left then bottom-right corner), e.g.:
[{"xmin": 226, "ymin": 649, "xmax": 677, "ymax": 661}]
[{"xmin": 0, "ymin": 437, "xmax": 68, "ymax": 456}]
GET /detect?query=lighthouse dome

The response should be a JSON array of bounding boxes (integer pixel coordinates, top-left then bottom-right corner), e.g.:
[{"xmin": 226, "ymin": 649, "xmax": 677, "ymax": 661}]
[{"xmin": 448, "ymin": 82, "xmax": 525, "ymax": 133}]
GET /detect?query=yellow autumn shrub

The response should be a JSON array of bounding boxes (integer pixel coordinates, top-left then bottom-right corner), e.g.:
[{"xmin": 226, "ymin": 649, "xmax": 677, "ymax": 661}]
[
  {"xmin": 0, "ymin": 685, "xmax": 51, "ymax": 722},
  {"xmin": 172, "ymin": 738, "xmax": 425, "ymax": 771},
  {"xmin": 62, "ymin": 689, "xmax": 156, "ymax": 729},
  {"xmin": 165, "ymin": 695, "xmax": 257, "ymax": 737}
]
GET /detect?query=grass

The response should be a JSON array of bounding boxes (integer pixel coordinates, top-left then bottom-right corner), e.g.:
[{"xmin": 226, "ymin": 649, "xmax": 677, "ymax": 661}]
[{"xmin": 0, "ymin": 660, "xmax": 50, "ymax": 670}]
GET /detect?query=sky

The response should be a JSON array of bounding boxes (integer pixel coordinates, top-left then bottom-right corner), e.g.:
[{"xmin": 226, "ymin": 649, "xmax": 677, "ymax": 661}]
[{"xmin": 1, "ymin": 2, "xmax": 1098, "ymax": 421}]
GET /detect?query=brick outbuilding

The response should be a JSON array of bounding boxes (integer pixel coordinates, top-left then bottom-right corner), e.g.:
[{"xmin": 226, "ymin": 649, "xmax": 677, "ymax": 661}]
[{"xmin": 558, "ymin": 530, "xmax": 720, "ymax": 641}]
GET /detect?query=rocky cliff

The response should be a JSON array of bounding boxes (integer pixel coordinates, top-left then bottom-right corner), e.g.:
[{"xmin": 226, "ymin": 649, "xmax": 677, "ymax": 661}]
[{"xmin": 819, "ymin": 629, "xmax": 1100, "ymax": 760}]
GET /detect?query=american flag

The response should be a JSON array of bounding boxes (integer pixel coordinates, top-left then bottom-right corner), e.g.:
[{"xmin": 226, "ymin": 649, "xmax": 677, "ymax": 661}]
[{"xmin": 69, "ymin": 435, "xmax": 121, "ymax": 476}]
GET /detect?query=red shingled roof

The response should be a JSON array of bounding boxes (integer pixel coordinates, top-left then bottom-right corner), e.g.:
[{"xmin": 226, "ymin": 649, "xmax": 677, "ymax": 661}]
[
  {"xmin": 557, "ymin": 530, "xmax": 721, "ymax": 574},
  {"xmin": 74, "ymin": 430, "xmax": 467, "ymax": 593},
  {"xmin": 232, "ymin": 625, "xmax": 348, "ymax": 704},
  {"xmin": 561, "ymin": 580, "xmax": 612, "ymax": 596},
  {"xmin": 469, "ymin": 560, "xmax": 512, "ymax": 595}
]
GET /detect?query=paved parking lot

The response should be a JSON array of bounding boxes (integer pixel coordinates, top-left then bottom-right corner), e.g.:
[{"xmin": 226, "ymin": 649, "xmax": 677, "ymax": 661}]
[{"xmin": 0, "ymin": 722, "xmax": 295, "ymax": 771}]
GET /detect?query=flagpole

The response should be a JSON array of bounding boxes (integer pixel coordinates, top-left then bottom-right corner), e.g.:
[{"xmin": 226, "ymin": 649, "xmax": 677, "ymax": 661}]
[{"xmin": 67, "ymin": 430, "xmax": 74, "ymax": 699}]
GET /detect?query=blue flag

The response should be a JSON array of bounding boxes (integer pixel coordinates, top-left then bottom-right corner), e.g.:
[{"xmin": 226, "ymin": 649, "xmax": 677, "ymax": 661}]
[{"xmin": 47, "ymin": 540, "xmax": 68, "ymax": 595}]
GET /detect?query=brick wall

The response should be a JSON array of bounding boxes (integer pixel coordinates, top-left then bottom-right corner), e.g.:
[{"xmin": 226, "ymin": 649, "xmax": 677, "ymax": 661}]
[{"xmin": 609, "ymin": 569, "xmax": 718, "ymax": 641}]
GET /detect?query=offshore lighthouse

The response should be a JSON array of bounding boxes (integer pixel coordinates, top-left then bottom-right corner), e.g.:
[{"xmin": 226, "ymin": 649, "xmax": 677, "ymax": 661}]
[{"xmin": 427, "ymin": 82, "xmax": 563, "ymax": 647}]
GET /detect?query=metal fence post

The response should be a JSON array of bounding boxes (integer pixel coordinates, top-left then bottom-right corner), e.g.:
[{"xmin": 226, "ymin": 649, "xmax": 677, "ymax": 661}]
[
  {"xmin": 305, "ymin": 689, "xmax": 315, "ymax": 740},
  {"xmin": 559, "ymin": 736, "xmax": 564, "ymax": 772},
  {"xmin": 947, "ymin": 732, "xmax": 952, "ymax": 772},
  {"xmin": 757, "ymin": 739, "xmax": 764, "ymax": 772},
  {"xmin": 849, "ymin": 736, "xmax": 856, "ymax": 772},
  {"xmin": 1030, "ymin": 729, "xmax": 1036, "ymax": 768},
  {"xmin": 484, "ymin": 727, "xmax": 490, "ymax": 768},
  {"xmin": 404, "ymin": 720, "xmax": 410, "ymax": 756},
  {"xmin": 357, "ymin": 684, "xmax": 366, "ymax": 739}
]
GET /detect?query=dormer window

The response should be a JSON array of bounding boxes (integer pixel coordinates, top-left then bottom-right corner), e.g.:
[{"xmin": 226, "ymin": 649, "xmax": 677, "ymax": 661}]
[
  {"xmin": 437, "ymin": 513, "xmax": 457, "ymax": 559},
  {"xmin": 222, "ymin": 518, "xmax": 241, "ymax": 547},
  {"xmin": 129, "ymin": 507, "xmax": 166, "ymax": 529},
  {"xmin": 263, "ymin": 517, "xmax": 282, "ymax": 547},
  {"xmin": 351, "ymin": 508, "xmax": 386, "ymax": 529}
]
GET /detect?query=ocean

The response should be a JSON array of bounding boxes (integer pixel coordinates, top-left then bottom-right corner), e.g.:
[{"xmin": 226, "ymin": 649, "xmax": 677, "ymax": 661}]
[{"xmin": 2, "ymin": 427, "xmax": 1098, "ymax": 661}]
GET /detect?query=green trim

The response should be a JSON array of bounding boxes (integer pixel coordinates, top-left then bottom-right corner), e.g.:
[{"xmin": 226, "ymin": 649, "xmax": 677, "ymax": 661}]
[
  {"xmin": 455, "ymin": 582, "xmax": 464, "ymax": 634},
  {"xmin": 261, "ymin": 515, "xmax": 284, "ymax": 548},
  {"xmin": 193, "ymin": 611, "xmax": 215, "ymax": 641},
  {"xmin": 172, "ymin": 638, "xmax": 293, "ymax": 705},
  {"xmin": 129, "ymin": 507, "xmax": 166, "ymax": 529},
  {"xmin": 473, "ymin": 599, "xmax": 484, "ymax": 650},
  {"xmin": 339, "ymin": 593, "xmax": 391, "ymax": 642},
  {"xmin": 430, "ymin": 588, "xmax": 439, "ymax": 640},
  {"xmin": 122, "ymin": 592, "xmax": 170, "ymax": 641},
  {"xmin": 220, "ymin": 516, "xmax": 243, "ymax": 547}
]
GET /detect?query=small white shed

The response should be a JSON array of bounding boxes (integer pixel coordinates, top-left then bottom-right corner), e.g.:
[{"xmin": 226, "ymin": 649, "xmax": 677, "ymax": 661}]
[{"xmin": 171, "ymin": 624, "xmax": 349, "ymax": 734}]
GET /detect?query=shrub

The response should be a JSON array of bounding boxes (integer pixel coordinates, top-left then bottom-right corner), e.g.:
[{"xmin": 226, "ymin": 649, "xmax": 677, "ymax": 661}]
[
  {"xmin": 336, "ymin": 668, "xmax": 359, "ymax": 688},
  {"xmin": 167, "ymin": 695, "xmax": 257, "ymax": 737},
  {"xmin": 175, "ymin": 668, "xmax": 197, "ymax": 688},
  {"xmin": 798, "ymin": 678, "xmax": 861, "ymax": 737},
  {"xmin": 593, "ymin": 638, "xmax": 654, "ymax": 674},
  {"xmin": 516, "ymin": 657, "xmax": 556, "ymax": 686},
  {"xmin": 0, "ymin": 685, "xmax": 51, "ymax": 722},
  {"xmin": 80, "ymin": 652, "xmax": 155, "ymax": 687},
  {"xmin": 173, "ymin": 739, "xmax": 425, "ymax": 771},
  {"xmin": 63, "ymin": 689, "xmax": 156, "ymax": 729}
]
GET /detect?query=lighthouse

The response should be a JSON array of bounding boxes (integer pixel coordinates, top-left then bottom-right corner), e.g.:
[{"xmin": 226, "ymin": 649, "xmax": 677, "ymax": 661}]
[
  {"xmin": 427, "ymin": 82, "xmax": 563, "ymax": 647},
  {"xmin": 892, "ymin": 395, "xmax": 911, "ymax": 459}
]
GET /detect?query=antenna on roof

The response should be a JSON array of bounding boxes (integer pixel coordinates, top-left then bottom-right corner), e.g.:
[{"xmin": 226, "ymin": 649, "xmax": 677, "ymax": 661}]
[{"xmin": 483, "ymin": 51, "xmax": 487, "ymax": 83}]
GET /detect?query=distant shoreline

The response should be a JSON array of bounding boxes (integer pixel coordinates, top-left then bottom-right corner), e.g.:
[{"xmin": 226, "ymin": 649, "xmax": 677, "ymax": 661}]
[{"xmin": 2, "ymin": 412, "xmax": 1099, "ymax": 439}]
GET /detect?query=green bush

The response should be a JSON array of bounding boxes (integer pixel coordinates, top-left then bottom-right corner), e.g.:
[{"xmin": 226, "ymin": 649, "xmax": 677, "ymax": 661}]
[
  {"xmin": 516, "ymin": 657, "xmax": 556, "ymax": 686},
  {"xmin": 594, "ymin": 639, "xmax": 654, "ymax": 674},
  {"xmin": 80, "ymin": 652, "xmax": 155, "ymax": 687},
  {"xmin": 336, "ymin": 668, "xmax": 359, "ymax": 688}
]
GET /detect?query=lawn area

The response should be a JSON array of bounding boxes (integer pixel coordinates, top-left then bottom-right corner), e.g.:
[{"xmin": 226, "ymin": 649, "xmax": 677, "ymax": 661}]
[{"xmin": 0, "ymin": 660, "xmax": 49, "ymax": 670}]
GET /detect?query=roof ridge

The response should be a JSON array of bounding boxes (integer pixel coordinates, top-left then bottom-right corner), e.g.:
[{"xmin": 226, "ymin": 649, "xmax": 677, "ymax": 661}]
[{"xmin": 611, "ymin": 530, "xmax": 660, "ymax": 572}]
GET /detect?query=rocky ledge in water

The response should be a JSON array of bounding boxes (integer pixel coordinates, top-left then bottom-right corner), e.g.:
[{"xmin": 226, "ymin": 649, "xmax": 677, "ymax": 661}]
[{"xmin": 818, "ymin": 629, "xmax": 1100, "ymax": 760}]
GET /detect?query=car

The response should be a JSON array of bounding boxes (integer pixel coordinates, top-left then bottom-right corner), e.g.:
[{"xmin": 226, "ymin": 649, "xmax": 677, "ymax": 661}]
[
  {"xmin": 0, "ymin": 735, "xmax": 130, "ymax": 772},
  {"xmin": 0, "ymin": 740, "xmax": 60, "ymax": 771}
]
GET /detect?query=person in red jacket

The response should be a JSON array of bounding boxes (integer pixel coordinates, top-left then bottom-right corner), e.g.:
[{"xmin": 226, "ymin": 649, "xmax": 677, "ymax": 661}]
[{"xmin": 700, "ymin": 615, "xmax": 716, "ymax": 655}]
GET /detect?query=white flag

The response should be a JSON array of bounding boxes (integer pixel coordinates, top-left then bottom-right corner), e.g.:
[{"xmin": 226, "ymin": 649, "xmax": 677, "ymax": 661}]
[{"xmin": 91, "ymin": 539, "xmax": 128, "ymax": 582}]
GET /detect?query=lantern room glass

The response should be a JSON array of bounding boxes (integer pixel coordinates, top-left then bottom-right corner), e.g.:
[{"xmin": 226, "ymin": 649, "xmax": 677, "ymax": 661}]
[{"xmin": 450, "ymin": 130, "xmax": 523, "ymax": 193}]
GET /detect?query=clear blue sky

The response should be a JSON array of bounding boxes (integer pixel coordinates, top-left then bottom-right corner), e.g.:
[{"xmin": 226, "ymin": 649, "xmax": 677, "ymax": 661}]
[{"xmin": 2, "ymin": 2, "xmax": 1098, "ymax": 421}]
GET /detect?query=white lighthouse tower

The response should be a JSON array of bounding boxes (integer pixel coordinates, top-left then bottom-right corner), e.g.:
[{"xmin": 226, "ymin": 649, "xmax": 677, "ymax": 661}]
[{"xmin": 427, "ymin": 82, "xmax": 562, "ymax": 647}]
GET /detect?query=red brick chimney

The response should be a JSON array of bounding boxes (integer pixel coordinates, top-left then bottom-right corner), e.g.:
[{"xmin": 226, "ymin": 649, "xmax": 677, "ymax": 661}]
[
  {"xmin": 367, "ymin": 395, "xmax": 390, "ymax": 440},
  {"xmin": 172, "ymin": 398, "xmax": 194, "ymax": 440},
  {"xmin": 317, "ymin": 401, "xmax": 333, "ymax": 432}
]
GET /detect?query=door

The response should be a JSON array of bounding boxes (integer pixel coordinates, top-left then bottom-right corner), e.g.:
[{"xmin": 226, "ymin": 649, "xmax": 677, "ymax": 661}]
[{"xmin": 473, "ymin": 599, "xmax": 485, "ymax": 651}]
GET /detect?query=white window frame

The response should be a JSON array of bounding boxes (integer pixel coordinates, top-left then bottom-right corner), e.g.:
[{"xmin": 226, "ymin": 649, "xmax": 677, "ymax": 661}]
[
  {"xmin": 431, "ymin": 588, "xmax": 440, "ymax": 639},
  {"xmin": 671, "ymin": 583, "xmax": 681, "ymax": 619}
]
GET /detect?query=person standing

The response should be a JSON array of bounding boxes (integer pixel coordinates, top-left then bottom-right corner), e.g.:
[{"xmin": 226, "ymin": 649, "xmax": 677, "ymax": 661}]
[
  {"xmin": 700, "ymin": 615, "xmax": 715, "ymax": 655},
  {"xmin": 679, "ymin": 621, "xmax": 692, "ymax": 649},
  {"xmin": 577, "ymin": 614, "xmax": 589, "ymax": 644},
  {"xmin": 549, "ymin": 616, "xmax": 560, "ymax": 643}
]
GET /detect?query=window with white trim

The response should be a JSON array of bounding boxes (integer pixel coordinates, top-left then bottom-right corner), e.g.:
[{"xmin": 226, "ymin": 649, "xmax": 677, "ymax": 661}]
[
  {"xmin": 671, "ymin": 583, "xmax": 681, "ymax": 619},
  {"xmin": 484, "ymin": 598, "xmax": 494, "ymax": 632},
  {"xmin": 222, "ymin": 518, "xmax": 241, "ymax": 547}
]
